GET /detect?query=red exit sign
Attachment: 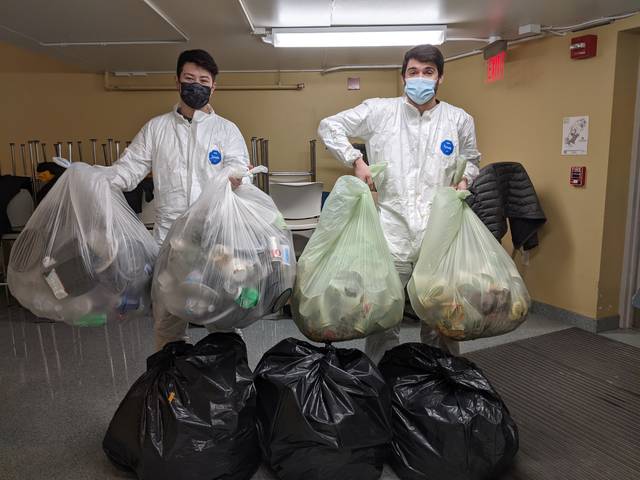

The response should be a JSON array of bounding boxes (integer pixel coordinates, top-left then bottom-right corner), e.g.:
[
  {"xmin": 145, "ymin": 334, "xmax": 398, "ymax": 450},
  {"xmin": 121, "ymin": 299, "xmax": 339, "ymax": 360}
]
[{"xmin": 486, "ymin": 51, "xmax": 505, "ymax": 83}]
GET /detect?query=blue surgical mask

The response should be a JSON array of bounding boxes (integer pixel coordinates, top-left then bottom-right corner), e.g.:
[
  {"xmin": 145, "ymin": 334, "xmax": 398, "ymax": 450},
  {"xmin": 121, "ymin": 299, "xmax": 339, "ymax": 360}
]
[{"xmin": 404, "ymin": 77, "xmax": 437, "ymax": 105}]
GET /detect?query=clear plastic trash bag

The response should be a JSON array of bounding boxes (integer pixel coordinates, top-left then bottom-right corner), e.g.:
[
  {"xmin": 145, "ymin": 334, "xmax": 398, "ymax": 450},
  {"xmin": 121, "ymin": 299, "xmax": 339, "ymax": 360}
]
[
  {"xmin": 152, "ymin": 168, "xmax": 296, "ymax": 330},
  {"xmin": 8, "ymin": 161, "xmax": 158, "ymax": 326},
  {"xmin": 292, "ymin": 165, "xmax": 404, "ymax": 342},
  {"xmin": 408, "ymin": 187, "xmax": 530, "ymax": 340}
]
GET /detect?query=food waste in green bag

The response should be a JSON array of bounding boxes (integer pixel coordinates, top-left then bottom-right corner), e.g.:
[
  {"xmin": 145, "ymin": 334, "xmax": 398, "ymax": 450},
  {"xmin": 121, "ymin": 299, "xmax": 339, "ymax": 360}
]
[
  {"xmin": 408, "ymin": 187, "xmax": 530, "ymax": 340},
  {"xmin": 293, "ymin": 166, "xmax": 404, "ymax": 343}
]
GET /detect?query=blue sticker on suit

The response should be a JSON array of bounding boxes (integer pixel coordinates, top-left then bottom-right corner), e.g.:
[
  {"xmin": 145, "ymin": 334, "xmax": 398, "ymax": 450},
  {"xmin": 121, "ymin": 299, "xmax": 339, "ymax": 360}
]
[
  {"xmin": 209, "ymin": 149, "xmax": 222, "ymax": 165},
  {"xmin": 440, "ymin": 140, "xmax": 454, "ymax": 156}
]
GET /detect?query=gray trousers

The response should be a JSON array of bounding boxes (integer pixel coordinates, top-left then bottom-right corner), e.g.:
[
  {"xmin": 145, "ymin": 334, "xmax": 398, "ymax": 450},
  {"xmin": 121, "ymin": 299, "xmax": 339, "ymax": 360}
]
[
  {"xmin": 364, "ymin": 261, "xmax": 454, "ymax": 364},
  {"xmin": 152, "ymin": 299, "xmax": 242, "ymax": 351}
]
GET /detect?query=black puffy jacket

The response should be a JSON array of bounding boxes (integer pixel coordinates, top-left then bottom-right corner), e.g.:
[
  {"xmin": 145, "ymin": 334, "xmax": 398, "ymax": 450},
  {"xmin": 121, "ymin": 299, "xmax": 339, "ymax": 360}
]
[{"xmin": 466, "ymin": 162, "xmax": 546, "ymax": 250}]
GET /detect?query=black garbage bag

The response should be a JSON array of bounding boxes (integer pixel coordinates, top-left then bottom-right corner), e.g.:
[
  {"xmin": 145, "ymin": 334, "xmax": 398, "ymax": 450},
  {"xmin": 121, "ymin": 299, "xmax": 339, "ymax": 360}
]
[
  {"xmin": 379, "ymin": 343, "xmax": 519, "ymax": 480},
  {"xmin": 103, "ymin": 332, "xmax": 261, "ymax": 480},
  {"xmin": 254, "ymin": 338, "xmax": 392, "ymax": 480}
]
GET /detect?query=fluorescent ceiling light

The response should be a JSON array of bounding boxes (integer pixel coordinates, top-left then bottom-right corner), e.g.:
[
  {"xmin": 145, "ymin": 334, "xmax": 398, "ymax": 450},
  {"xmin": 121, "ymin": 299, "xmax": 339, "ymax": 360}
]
[{"xmin": 269, "ymin": 26, "xmax": 446, "ymax": 48}]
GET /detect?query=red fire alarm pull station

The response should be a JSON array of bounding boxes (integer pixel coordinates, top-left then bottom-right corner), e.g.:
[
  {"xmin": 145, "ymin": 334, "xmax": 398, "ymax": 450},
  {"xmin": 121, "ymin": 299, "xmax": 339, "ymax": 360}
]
[
  {"xmin": 570, "ymin": 166, "xmax": 586, "ymax": 187},
  {"xmin": 570, "ymin": 35, "xmax": 597, "ymax": 59}
]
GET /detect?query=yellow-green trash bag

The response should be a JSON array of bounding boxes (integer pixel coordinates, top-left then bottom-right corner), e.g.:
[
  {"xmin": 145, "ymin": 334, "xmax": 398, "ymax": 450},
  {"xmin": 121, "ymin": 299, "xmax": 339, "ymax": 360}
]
[
  {"xmin": 292, "ymin": 165, "xmax": 404, "ymax": 343},
  {"xmin": 407, "ymin": 187, "xmax": 531, "ymax": 341}
]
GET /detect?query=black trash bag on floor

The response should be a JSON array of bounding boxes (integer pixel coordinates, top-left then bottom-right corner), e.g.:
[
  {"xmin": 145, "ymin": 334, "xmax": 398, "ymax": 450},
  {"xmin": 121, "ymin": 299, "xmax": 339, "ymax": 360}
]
[
  {"xmin": 254, "ymin": 338, "xmax": 392, "ymax": 480},
  {"xmin": 379, "ymin": 343, "xmax": 519, "ymax": 480},
  {"xmin": 103, "ymin": 332, "xmax": 260, "ymax": 480}
]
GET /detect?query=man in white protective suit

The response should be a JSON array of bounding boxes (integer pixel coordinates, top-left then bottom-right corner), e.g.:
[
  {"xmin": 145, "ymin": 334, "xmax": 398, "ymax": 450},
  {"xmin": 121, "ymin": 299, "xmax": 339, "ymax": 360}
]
[
  {"xmin": 106, "ymin": 49, "xmax": 251, "ymax": 349},
  {"xmin": 318, "ymin": 44, "xmax": 481, "ymax": 363}
]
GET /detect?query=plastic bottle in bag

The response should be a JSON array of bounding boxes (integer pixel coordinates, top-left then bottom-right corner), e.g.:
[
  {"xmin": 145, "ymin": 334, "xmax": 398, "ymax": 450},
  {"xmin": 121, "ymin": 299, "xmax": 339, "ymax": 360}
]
[
  {"xmin": 152, "ymin": 168, "xmax": 296, "ymax": 330},
  {"xmin": 8, "ymin": 162, "xmax": 158, "ymax": 326}
]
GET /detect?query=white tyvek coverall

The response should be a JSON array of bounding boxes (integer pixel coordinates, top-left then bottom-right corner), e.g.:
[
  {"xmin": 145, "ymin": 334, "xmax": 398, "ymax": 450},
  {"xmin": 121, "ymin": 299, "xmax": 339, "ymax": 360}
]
[
  {"xmin": 318, "ymin": 97, "xmax": 481, "ymax": 362},
  {"xmin": 108, "ymin": 105, "xmax": 250, "ymax": 348}
]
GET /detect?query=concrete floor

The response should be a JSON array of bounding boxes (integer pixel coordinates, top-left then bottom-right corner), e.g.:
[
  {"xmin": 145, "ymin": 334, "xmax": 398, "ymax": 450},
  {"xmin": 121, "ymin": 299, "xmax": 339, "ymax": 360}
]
[
  {"xmin": 1, "ymin": 303, "xmax": 638, "ymax": 480},
  {"xmin": 600, "ymin": 328, "xmax": 640, "ymax": 348}
]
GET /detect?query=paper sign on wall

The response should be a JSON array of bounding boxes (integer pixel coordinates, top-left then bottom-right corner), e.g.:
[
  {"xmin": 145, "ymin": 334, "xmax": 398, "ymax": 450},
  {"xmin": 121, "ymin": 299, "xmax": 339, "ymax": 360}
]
[{"xmin": 562, "ymin": 116, "xmax": 589, "ymax": 155}]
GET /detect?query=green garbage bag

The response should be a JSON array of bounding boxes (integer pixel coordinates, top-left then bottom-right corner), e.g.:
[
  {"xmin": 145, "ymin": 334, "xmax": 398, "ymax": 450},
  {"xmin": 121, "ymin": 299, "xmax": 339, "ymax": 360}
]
[
  {"xmin": 292, "ymin": 165, "xmax": 404, "ymax": 343},
  {"xmin": 408, "ymin": 187, "xmax": 530, "ymax": 341}
]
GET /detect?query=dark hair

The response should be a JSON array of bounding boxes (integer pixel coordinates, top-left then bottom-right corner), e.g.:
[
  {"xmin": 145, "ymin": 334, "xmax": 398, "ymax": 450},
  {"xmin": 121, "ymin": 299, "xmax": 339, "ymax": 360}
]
[
  {"xmin": 176, "ymin": 49, "xmax": 219, "ymax": 78},
  {"xmin": 401, "ymin": 44, "xmax": 444, "ymax": 77}
]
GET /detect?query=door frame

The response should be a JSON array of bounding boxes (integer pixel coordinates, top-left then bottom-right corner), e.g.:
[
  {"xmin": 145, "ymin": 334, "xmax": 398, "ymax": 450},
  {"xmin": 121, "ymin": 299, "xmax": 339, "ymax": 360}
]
[{"xmin": 619, "ymin": 59, "xmax": 640, "ymax": 329}]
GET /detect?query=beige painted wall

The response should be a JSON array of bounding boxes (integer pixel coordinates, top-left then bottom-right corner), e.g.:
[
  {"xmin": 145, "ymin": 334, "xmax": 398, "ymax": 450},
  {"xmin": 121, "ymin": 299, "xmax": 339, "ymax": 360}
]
[
  {"xmin": 0, "ymin": 42, "xmax": 177, "ymax": 173},
  {"xmin": 2, "ymin": 13, "xmax": 640, "ymax": 319},
  {"xmin": 0, "ymin": 41, "xmax": 397, "ymax": 187},
  {"xmin": 436, "ymin": 15, "xmax": 640, "ymax": 318},
  {"xmin": 213, "ymin": 70, "xmax": 398, "ymax": 187},
  {"xmin": 598, "ymin": 30, "xmax": 640, "ymax": 318}
]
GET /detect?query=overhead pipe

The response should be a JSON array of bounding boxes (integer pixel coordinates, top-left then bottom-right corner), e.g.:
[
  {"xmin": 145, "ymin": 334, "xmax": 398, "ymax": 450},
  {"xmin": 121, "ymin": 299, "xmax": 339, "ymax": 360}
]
[
  {"xmin": 104, "ymin": 72, "xmax": 303, "ymax": 91},
  {"xmin": 321, "ymin": 64, "xmax": 401, "ymax": 75},
  {"xmin": 116, "ymin": 68, "xmax": 323, "ymax": 74},
  {"xmin": 541, "ymin": 11, "xmax": 638, "ymax": 35},
  {"xmin": 321, "ymin": 32, "xmax": 550, "ymax": 74}
]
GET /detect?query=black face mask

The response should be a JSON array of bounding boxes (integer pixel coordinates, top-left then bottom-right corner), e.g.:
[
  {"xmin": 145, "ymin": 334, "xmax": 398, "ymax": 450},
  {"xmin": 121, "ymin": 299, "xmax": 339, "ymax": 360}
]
[{"xmin": 179, "ymin": 82, "xmax": 211, "ymax": 109}]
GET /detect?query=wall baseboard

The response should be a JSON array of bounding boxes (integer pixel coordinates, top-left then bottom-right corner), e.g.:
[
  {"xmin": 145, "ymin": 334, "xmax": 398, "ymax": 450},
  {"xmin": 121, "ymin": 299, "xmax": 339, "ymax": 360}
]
[{"xmin": 531, "ymin": 301, "xmax": 619, "ymax": 333}]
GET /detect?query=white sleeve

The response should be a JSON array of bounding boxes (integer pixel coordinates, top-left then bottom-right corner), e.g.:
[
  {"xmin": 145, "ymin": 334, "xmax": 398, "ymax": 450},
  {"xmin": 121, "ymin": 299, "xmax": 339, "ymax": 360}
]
[
  {"xmin": 460, "ymin": 114, "xmax": 481, "ymax": 184},
  {"xmin": 107, "ymin": 122, "xmax": 153, "ymax": 191},
  {"xmin": 222, "ymin": 123, "xmax": 251, "ymax": 184},
  {"xmin": 317, "ymin": 100, "xmax": 375, "ymax": 167}
]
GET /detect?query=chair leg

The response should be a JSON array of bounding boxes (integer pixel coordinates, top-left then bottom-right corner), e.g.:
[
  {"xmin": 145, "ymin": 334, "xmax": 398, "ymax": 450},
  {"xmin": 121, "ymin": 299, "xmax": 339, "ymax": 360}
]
[{"xmin": 0, "ymin": 239, "xmax": 8, "ymax": 306}]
